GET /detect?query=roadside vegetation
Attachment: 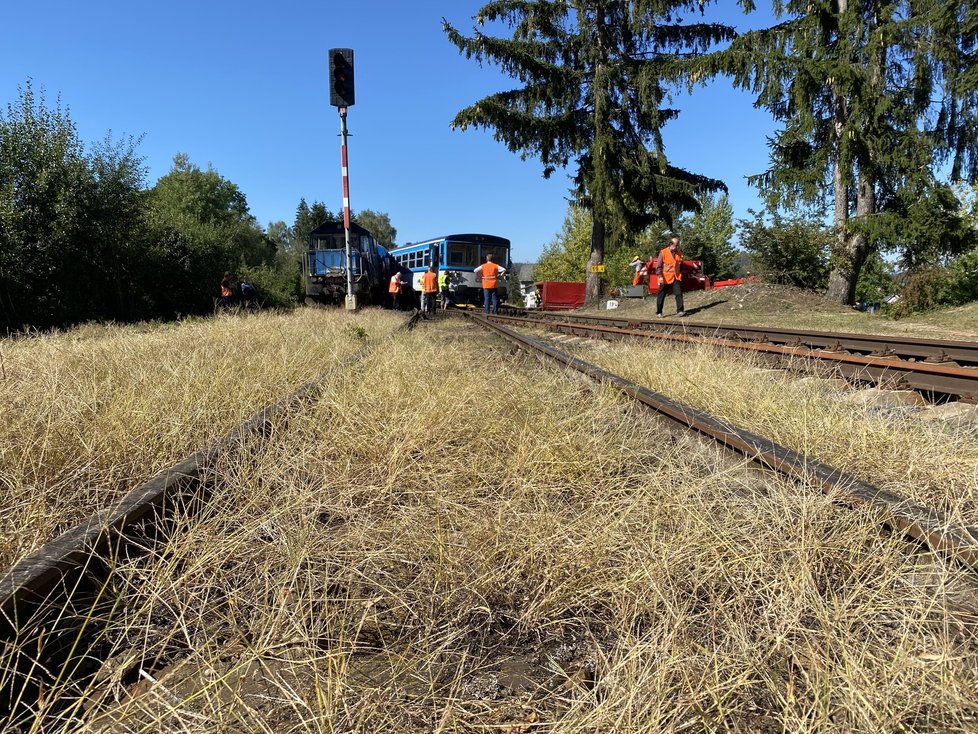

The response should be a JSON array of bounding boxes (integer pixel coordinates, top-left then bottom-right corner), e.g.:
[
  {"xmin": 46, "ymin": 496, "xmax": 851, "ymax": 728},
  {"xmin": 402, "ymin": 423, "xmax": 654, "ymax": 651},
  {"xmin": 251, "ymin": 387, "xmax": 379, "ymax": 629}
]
[{"xmin": 4, "ymin": 313, "xmax": 976, "ymax": 732}]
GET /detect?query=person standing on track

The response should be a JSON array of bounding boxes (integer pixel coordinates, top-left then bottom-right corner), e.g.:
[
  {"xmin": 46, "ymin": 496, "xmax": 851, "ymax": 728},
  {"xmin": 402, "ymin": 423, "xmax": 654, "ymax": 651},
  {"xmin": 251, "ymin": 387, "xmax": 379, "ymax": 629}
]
[
  {"xmin": 389, "ymin": 271, "xmax": 404, "ymax": 310},
  {"xmin": 655, "ymin": 236, "xmax": 686, "ymax": 318},
  {"xmin": 421, "ymin": 264, "xmax": 439, "ymax": 316},
  {"xmin": 474, "ymin": 253, "xmax": 506, "ymax": 315},
  {"xmin": 439, "ymin": 270, "xmax": 454, "ymax": 311}
]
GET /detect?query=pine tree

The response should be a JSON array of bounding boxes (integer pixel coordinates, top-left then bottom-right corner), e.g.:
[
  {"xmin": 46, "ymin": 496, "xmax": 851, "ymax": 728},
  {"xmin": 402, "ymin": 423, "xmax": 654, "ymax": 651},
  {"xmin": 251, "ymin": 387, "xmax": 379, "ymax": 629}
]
[{"xmin": 444, "ymin": 0, "xmax": 743, "ymax": 303}]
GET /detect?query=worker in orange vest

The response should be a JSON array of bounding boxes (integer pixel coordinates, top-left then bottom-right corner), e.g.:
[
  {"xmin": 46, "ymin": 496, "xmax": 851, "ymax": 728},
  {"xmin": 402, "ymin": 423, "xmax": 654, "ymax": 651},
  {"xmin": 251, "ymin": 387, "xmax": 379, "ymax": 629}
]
[
  {"xmin": 629, "ymin": 256, "xmax": 645, "ymax": 286},
  {"xmin": 389, "ymin": 271, "xmax": 404, "ymax": 310},
  {"xmin": 421, "ymin": 265, "xmax": 439, "ymax": 316},
  {"xmin": 219, "ymin": 271, "xmax": 234, "ymax": 311},
  {"xmin": 655, "ymin": 236, "xmax": 685, "ymax": 318},
  {"xmin": 474, "ymin": 253, "xmax": 506, "ymax": 314}
]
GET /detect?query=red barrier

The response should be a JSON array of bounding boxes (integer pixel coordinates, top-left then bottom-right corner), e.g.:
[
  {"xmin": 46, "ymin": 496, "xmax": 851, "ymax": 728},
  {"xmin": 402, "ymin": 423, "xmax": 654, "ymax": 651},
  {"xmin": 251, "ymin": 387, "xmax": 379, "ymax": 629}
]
[{"xmin": 536, "ymin": 281, "xmax": 586, "ymax": 310}]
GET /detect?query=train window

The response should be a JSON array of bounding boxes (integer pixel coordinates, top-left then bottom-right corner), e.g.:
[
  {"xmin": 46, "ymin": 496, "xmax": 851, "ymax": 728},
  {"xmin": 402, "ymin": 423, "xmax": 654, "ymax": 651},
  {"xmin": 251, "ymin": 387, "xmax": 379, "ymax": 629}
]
[
  {"xmin": 481, "ymin": 244, "xmax": 508, "ymax": 264},
  {"xmin": 447, "ymin": 243, "xmax": 478, "ymax": 267}
]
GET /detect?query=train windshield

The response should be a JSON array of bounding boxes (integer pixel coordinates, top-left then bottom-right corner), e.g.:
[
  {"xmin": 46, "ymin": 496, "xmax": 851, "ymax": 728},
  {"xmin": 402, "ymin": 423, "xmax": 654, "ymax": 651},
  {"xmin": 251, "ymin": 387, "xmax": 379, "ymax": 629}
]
[
  {"xmin": 445, "ymin": 242, "xmax": 479, "ymax": 267},
  {"xmin": 480, "ymin": 244, "xmax": 509, "ymax": 265},
  {"xmin": 311, "ymin": 233, "xmax": 370, "ymax": 252}
]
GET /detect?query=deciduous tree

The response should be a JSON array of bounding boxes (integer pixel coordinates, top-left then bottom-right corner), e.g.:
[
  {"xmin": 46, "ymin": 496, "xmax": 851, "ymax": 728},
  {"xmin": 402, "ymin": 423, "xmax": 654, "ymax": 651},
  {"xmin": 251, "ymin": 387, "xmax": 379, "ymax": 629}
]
[{"xmin": 676, "ymin": 192, "xmax": 738, "ymax": 280}]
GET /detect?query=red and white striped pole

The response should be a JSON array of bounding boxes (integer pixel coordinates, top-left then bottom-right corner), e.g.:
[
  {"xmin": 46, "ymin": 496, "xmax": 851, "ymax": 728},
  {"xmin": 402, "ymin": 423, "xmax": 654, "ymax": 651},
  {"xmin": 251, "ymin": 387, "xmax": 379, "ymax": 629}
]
[{"xmin": 339, "ymin": 106, "xmax": 355, "ymax": 310}]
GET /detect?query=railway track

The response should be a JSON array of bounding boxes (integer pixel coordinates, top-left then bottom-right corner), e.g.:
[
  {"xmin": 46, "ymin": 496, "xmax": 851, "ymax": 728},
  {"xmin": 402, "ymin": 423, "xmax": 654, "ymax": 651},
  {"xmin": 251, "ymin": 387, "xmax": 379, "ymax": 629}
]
[
  {"xmin": 467, "ymin": 312, "xmax": 978, "ymax": 568},
  {"xmin": 493, "ymin": 311, "xmax": 978, "ymax": 403},
  {"xmin": 2, "ymin": 310, "xmax": 977, "ymax": 729},
  {"xmin": 0, "ymin": 347, "xmax": 370, "ymax": 728}
]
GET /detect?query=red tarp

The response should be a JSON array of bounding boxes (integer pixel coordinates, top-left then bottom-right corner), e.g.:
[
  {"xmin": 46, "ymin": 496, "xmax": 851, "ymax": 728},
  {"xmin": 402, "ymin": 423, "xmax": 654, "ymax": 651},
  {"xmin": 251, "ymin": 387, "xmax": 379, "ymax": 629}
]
[{"xmin": 536, "ymin": 281, "xmax": 586, "ymax": 311}]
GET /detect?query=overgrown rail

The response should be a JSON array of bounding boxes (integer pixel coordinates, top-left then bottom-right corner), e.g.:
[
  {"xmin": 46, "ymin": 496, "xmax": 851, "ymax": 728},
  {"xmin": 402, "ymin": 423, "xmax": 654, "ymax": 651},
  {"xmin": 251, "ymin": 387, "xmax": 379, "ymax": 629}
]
[
  {"xmin": 469, "ymin": 312, "xmax": 978, "ymax": 571},
  {"xmin": 493, "ymin": 312, "xmax": 978, "ymax": 402}
]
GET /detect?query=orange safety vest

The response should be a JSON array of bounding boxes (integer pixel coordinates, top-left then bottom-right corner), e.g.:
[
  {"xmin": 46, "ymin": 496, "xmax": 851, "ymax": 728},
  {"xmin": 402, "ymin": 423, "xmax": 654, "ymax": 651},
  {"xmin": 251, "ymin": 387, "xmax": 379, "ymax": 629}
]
[
  {"xmin": 658, "ymin": 247, "xmax": 683, "ymax": 284},
  {"xmin": 422, "ymin": 270, "xmax": 438, "ymax": 293},
  {"xmin": 480, "ymin": 261, "xmax": 501, "ymax": 290},
  {"xmin": 389, "ymin": 275, "xmax": 402, "ymax": 294}
]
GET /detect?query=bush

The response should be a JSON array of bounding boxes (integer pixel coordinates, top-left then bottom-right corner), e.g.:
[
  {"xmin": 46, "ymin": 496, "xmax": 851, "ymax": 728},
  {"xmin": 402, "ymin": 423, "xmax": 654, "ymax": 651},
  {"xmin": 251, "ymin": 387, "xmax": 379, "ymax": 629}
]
[{"xmin": 238, "ymin": 257, "xmax": 302, "ymax": 309}]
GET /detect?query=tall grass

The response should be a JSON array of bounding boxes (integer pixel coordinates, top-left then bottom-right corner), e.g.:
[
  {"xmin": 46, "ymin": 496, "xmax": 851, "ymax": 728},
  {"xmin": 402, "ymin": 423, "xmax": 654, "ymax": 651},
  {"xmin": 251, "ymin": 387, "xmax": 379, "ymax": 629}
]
[
  {"xmin": 6, "ymin": 316, "xmax": 965, "ymax": 732},
  {"xmin": 0, "ymin": 310, "xmax": 395, "ymax": 570}
]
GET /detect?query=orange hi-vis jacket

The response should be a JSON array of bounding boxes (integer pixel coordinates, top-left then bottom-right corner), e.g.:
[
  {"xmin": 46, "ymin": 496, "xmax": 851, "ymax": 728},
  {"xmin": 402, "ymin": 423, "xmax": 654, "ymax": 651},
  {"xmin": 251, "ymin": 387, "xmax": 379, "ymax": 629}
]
[
  {"xmin": 422, "ymin": 270, "xmax": 438, "ymax": 293},
  {"xmin": 657, "ymin": 247, "xmax": 683, "ymax": 284},
  {"xmin": 479, "ymin": 261, "xmax": 501, "ymax": 290},
  {"xmin": 389, "ymin": 274, "xmax": 402, "ymax": 294}
]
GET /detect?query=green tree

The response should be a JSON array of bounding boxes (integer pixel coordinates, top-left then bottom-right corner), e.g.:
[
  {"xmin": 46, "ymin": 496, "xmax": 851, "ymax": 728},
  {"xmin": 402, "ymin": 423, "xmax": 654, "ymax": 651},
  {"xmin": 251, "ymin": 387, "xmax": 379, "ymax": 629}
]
[
  {"xmin": 445, "ymin": 1, "xmax": 739, "ymax": 305},
  {"xmin": 738, "ymin": 209, "xmax": 830, "ymax": 290},
  {"xmin": 0, "ymin": 81, "xmax": 90, "ymax": 329},
  {"xmin": 353, "ymin": 209, "xmax": 397, "ymax": 248},
  {"xmin": 84, "ymin": 133, "xmax": 149, "ymax": 322},
  {"xmin": 717, "ymin": 1, "xmax": 978, "ymax": 305},
  {"xmin": 854, "ymin": 249, "xmax": 895, "ymax": 305},
  {"xmin": 535, "ymin": 205, "xmax": 593, "ymax": 283},
  {"xmin": 536, "ymin": 203, "xmax": 661, "ymax": 287},
  {"xmin": 291, "ymin": 199, "xmax": 333, "ymax": 252},
  {"xmin": 676, "ymin": 192, "xmax": 738, "ymax": 280},
  {"xmin": 146, "ymin": 154, "xmax": 272, "ymax": 315},
  {"xmin": 265, "ymin": 220, "xmax": 291, "ymax": 254}
]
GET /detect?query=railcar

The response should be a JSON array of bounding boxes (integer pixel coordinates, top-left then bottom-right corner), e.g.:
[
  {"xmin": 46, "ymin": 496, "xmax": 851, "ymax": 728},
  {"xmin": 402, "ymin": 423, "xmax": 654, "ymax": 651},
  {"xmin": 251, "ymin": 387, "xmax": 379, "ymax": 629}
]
[{"xmin": 389, "ymin": 233, "xmax": 511, "ymax": 307}]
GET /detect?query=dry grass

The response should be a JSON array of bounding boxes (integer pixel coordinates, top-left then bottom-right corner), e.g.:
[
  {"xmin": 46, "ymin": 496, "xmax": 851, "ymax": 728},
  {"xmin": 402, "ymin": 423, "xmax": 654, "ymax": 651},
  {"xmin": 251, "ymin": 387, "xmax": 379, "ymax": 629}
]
[
  {"xmin": 0, "ymin": 309, "xmax": 396, "ymax": 569},
  {"xmin": 5, "ymin": 314, "xmax": 972, "ymax": 732},
  {"xmin": 571, "ymin": 337, "xmax": 978, "ymax": 526}
]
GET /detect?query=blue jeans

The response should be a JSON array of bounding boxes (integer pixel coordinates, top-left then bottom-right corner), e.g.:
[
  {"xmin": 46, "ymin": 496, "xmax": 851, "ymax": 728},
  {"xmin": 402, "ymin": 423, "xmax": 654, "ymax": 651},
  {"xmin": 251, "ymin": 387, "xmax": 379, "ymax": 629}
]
[{"xmin": 483, "ymin": 288, "xmax": 499, "ymax": 314}]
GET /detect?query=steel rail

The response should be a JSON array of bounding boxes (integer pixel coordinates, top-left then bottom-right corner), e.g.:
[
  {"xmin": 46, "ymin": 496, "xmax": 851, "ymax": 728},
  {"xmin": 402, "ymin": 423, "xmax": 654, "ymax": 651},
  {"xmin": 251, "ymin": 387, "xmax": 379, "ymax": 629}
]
[
  {"xmin": 527, "ymin": 310, "xmax": 978, "ymax": 367},
  {"xmin": 470, "ymin": 313, "xmax": 978, "ymax": 571},
  {"xmin": 0, "ymin": 344, "xmax": 373, "ymax": 726},
  {"xmin": 493, "ymin": 313, "xmax": 978, "ymax": 402}
]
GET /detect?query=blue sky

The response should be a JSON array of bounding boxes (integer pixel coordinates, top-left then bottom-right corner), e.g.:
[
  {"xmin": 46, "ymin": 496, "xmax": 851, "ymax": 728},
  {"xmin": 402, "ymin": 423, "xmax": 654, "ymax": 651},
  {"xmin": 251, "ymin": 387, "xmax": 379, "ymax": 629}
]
[{"xmin": 1, "ymin": 1, "xmax": 779, "ymax": 262}]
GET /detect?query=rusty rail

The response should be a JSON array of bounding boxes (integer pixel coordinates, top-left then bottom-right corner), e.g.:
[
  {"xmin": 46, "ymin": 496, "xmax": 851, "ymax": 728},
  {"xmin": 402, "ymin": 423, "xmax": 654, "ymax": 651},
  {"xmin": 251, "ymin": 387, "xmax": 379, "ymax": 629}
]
[
  {"xmin": 494, "ymin": 313, "xmax": 978, "ymax": 402},
  {"xmin": 470, "ymin": 313, "xmax": 978, "ymax": 570},
  {"xmin": 527, "ymin": 310, "xmax": 978, "ymax": 367}
]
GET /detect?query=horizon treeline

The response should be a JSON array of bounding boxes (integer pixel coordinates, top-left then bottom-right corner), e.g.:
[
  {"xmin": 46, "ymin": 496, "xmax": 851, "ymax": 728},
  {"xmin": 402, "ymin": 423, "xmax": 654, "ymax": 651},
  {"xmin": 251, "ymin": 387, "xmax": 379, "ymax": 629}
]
[{"xmin": 0, "ymin": 82, "xmax": 345, "ymax": 332}]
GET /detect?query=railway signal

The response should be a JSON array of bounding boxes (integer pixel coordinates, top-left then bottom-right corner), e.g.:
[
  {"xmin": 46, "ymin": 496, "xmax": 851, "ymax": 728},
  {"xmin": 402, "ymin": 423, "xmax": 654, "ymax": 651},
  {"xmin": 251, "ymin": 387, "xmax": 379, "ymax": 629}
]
[
  {"xmin": 329, "ymin": 48, "xmax": 355, "ymax": 107},
  {"xmin": 329, "ymin": 47, "xmax": 357, "ymax": 310}
]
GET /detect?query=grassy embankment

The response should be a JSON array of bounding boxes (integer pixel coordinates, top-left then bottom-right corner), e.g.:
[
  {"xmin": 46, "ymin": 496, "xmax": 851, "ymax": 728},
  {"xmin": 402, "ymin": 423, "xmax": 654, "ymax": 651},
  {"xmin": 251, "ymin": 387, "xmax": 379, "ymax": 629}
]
[
  {"xmin": 3, "ymin": 310, "xmax": 973, "ymax": 732},
  {"xmin": 604, "ymin": 281, "xmax": 978, "ymax": 340}
]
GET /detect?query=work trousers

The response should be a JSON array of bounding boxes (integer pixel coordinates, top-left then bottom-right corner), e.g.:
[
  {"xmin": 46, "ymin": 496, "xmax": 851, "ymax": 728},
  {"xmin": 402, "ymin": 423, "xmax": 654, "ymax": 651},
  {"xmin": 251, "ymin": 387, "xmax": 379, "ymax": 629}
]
[
  {"xmin": 656, "ymin": 279, "xmax": 684, "ymax": 315},
  {"xmin": 483, "ymin": 288, "xmax": 500, "ymax": 314}
]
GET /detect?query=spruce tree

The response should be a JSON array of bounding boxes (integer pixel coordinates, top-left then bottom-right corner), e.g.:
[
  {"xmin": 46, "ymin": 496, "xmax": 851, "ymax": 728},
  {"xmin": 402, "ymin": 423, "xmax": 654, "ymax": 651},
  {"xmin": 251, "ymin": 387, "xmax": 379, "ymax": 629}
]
[
  {"xmin": 714, "ymin": 0, "xmax": 977, "ymax": 304},
  {"xmin": 444, "ymin": 1, "xmax": 744, "ymax": 303}
]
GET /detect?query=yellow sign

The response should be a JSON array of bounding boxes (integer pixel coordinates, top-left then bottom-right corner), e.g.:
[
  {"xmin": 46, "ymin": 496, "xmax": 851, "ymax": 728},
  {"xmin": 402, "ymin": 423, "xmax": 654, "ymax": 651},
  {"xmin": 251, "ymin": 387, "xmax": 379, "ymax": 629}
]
[{"xmin": 589, "ymin": 264, "xmax": 606, "ymax": 273}]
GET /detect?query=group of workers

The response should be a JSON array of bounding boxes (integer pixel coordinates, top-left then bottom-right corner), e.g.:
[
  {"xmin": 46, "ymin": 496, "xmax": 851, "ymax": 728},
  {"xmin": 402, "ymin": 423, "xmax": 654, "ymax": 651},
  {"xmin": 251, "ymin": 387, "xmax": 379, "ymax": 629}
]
[
  {"xmin": 629, "ymin": 236, "xmax": 686, "ymax": 318},
  {"xmin": 219, "ymin": 272, "xmax": 258, "ymax": 311},
  {"xmin": 388, "ymin": 253, "xmax": 507, "ymax": 316}
]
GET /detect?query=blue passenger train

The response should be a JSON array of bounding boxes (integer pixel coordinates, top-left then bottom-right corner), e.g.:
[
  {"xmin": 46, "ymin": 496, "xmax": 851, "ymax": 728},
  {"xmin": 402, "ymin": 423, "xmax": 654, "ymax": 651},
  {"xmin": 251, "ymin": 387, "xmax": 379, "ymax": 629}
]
[{"xmin": 389, "ymin": 233, "xmax": 511, "ymax": 307}]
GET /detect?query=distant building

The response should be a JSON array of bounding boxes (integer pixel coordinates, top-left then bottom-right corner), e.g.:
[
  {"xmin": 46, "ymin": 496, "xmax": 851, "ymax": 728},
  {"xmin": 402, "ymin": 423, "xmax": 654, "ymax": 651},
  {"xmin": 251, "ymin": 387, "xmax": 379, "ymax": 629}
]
[{"xmin": 513, "ymin": 262, "xmax": 536, "ymax": 306}]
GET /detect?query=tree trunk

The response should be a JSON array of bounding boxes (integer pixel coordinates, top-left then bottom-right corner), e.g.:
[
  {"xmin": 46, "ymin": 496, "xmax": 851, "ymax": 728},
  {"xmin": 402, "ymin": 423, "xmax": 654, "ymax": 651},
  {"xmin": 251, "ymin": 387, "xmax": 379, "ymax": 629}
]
[
  {"xmin": 585, "ymin": 212, "xmax": 604, "ymax": 305},
  {"xmin": 827, "ymin": 0, "xmax": 880, "ymax": 305},
  {"xmin": 826, "ymin": 151, "xmax": 851, "ymax": 302}
]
